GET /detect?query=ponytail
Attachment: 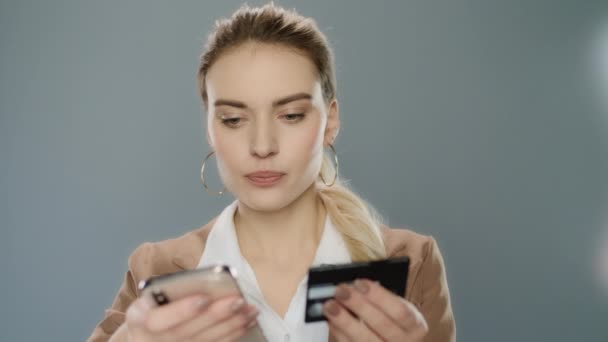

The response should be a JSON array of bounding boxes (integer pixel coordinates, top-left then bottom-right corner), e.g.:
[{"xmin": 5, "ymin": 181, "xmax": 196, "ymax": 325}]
[{"xmin": 316, "ymin": 154, "xmax": 387, "ymax": 261}]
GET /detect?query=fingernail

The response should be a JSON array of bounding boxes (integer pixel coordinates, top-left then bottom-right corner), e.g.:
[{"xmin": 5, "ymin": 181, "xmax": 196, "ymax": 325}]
[
  {"xmin": 231, "ymin": 298, "xmax": 245, "ymax": 312},
  {"xmin": 324, "ymin": 300, "xmax": 340, "ymax": 316},
  {"xmin": 246, "ymin": 319, "xmax": 257, "ymax": 329},
  {"xmin": 193, "ymin": 297, "xmax": 209, "ymax": 311},
  {"xmin": 247, "ymin": 307, "xmax": 259, "ymax": 319},
  {"xmin": 334, "ymin": 285, "xmax": 351, "ymax": 301},
  {"xmin": 354, "ymin": 279, "xmax": 369, "ymax": 294}
]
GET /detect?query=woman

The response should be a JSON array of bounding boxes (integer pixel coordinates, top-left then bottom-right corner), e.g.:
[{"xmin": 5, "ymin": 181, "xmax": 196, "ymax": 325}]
[{"xmin": 88, "ymin": 3, "xmax": 456, "ymax": 342}]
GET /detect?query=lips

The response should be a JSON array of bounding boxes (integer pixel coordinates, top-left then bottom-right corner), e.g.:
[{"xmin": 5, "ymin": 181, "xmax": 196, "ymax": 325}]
[{"xmin": 245, "ymin": 171, "xmax": 285, "ymax": 187}]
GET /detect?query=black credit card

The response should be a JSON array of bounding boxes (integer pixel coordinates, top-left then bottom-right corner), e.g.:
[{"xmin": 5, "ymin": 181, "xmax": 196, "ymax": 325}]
[{"xmin": 304, "ymin": 257, "xmax": 409, "ymax": 323}]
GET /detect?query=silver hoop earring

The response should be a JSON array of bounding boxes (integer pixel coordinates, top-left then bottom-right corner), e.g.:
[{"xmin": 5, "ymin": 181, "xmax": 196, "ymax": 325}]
[
  {"xmin": 320, "ymin": 144, "xmax": 339, "ymax": 187},
  {"xmin": 201, "ymin": 151, "xmax": 225, "ymax": 195}
]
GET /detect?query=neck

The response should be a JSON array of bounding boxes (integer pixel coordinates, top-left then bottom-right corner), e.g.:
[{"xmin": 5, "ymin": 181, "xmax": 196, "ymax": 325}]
[{"xmin": 234, "ymin": 184, "xmax": 325, "ymax": 263}]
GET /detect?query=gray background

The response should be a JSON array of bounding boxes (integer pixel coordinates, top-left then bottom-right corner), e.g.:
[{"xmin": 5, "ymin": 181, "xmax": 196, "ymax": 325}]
[{"xmin": 2, "ymin": 0, "xmax": 608, "ymax": 341}]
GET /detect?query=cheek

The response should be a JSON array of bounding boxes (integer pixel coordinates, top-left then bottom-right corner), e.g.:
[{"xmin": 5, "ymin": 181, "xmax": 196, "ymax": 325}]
[
  {"xmin": 209, "ymin": 124, "xmax": 242, "ymax": 177},
  {"xmin": 304, "ymin": 115, "xmax": 326, "ymax": 151},
  {"xmin": 207, "ymin": 116, "xmax": 221, "ymax": 147},
  {"xmin": 286, "ymin": 118, "xmax": 325, "ymax": 165},
  {"xmin": 215, "ymin": 143, "xmax": 239, "ymax": 166}
]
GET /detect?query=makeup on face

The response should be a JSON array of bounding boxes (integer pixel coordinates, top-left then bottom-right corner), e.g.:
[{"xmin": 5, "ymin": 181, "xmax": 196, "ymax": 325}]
[{"xmin": 244, "ymin": 170, "xmax": 286, "ymax": 187}]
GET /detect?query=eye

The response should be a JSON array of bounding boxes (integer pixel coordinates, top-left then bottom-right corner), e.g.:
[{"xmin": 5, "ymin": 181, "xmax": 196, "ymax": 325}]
[
  {"xmin": 282, "ymin": 113, "xmax": 305, "ymax": 122},
  {"xmin": 221, "ymin": 117, "xmax": 242, "ymax": 128}
]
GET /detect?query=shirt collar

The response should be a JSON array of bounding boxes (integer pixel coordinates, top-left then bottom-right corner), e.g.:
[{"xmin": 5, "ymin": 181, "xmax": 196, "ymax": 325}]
[
  {"xmin": 196, "ymin": 200, "xmax": 244, "ymax": 272},
  {"xmin": 197, "ymin": 200, "xmax": 351, "ymax": 273}
]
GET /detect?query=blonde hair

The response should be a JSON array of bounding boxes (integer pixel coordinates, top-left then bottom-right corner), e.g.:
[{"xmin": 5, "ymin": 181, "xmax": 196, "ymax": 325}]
[{"xmin": 197, "ymin": 3, "xmax": 386, "ymax": 261}]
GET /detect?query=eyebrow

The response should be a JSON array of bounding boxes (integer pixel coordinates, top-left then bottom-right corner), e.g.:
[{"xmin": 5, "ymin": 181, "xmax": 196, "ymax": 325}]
[{"xmin": 213, "ymin": 92, "xmax": 312, "ymax": 109}]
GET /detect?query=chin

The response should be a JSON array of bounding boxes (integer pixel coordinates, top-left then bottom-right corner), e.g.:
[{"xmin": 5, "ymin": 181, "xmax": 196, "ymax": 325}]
[
  {"xmin": 242, "ymin": 191, "xmax": 290, "ymax": 211},
  {"xmin": 237, "ymin": 186, "xmax": 303, "ymax": 213}
]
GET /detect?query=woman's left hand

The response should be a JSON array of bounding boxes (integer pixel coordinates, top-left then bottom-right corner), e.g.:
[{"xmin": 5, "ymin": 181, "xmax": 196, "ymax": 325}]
[{"xmin": 324, "ymin": 279, "xmax": 428, "ymax": 342}]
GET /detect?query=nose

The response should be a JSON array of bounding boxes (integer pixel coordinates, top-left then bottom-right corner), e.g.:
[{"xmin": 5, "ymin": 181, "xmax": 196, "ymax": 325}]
[{"xmin": 249, "ymin": 118, "xmax": 278, "ymax": 158}]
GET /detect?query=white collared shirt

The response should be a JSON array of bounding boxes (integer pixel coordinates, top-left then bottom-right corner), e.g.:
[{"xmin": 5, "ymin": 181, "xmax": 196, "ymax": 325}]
[{"xmin": 197, "ymin": 200, "xmax": 352, "ymax": 342}]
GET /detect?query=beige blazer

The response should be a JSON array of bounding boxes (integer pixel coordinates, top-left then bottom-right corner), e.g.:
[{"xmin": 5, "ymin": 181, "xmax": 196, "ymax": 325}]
[{"xmin": 87, "ymin": 219, "xmax": 456, "ymax": 342}]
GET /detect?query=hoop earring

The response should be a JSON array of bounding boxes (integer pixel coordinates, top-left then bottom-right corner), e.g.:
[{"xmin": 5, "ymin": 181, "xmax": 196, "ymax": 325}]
[
  {"xmin": 201, "ymin": 151, "xmax": 225, "ymax": 195},
  {"xmin": 320, "ymin": 144, "xmax": 339, "ymax": 187}
]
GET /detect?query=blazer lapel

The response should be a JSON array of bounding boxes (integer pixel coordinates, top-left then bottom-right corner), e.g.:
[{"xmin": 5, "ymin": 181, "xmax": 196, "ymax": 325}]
[{"xmin": 170, "ymin": 218, "xmax": 216, "ymax": 271}]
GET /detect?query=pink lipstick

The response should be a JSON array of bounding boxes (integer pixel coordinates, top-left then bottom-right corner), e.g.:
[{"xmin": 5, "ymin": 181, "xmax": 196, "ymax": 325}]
[{"xmin": 245, "ymin": 171, "xmax": 285, "ymax": 187}]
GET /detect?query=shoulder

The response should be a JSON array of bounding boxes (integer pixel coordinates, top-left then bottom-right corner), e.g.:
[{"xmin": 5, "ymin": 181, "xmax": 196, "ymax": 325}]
[
  {"xmin": 379, "ymin": 224, "xmax": 448, "ymax": 278},
  {"xmin": 126, "ymin": 218, "xmax": 217, "ymax": 288},
  {"xmin": 379, "ymin": 225, "xmax": 450, "ymax": 303},
  {"xmin": 380, "ymin": 225, "xmax": 437, "ymax": 264}
]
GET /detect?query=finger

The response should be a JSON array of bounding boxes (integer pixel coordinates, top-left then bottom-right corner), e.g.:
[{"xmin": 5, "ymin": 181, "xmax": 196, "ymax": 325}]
[
  {"xmin": 328, "ymin": 323, "xmax": 351, "ymax": 342},
  {"xmin": 125, "ymin": 294, "xmax": 158, "ymax": 330},
  {"xmin": 215, "ymin": 326, "xmax": 250, "ymax": 342},
  {"xmin": 400, "ymin": 299, "xmax": 428, "ymax": 336},
  {"xmin": 334, "ymin": 283, "xmax": 406, "ymax": 341},
  {"xmin": 323, "ymin": 299, "xmax": 382, "ymax": 342},
  {"xmin": 125, "ymin": 297, "xmax": 148, "ymax": 325},
  {"xmin": 143, "ymin": 294, "xmax": 209, "ymax": 332},
  {"xmin": 167, "ymin": 296, "xmax": 250, "ymax": 340},
  {"xmin": 193, "ymin": 303, "xmax": 258, "ymax": 341},
  {"xmin": 353, "ymin": 279, "xmax": 428, "ymax": 335}
]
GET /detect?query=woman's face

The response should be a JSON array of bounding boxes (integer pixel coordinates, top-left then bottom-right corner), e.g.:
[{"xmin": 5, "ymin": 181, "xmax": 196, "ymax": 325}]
[{"xmin": 205, "ymin": 42, "xmax": 339, "ymax": 211}]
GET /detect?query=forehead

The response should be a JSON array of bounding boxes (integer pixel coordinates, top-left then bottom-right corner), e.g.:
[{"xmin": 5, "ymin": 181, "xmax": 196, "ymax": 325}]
[{"xmin": 205, "ymin": 42, "xmax": 321, "ymax": 105}]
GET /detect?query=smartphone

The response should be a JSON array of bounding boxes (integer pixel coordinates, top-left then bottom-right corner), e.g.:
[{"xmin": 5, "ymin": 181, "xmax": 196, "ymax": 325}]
[
  {"xmin": 138, "ymin": 265, "xmax": 267, "ymax": 342},
  {"xmin": 304, "ymin": 257, "xmax": 410, "ymax": 323}
]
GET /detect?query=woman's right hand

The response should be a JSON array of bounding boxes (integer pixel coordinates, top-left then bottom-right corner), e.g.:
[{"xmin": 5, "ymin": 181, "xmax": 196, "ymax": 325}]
[{"xmin": 123, "ymin": 293, "xmax": 259, "ymax": 342}]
